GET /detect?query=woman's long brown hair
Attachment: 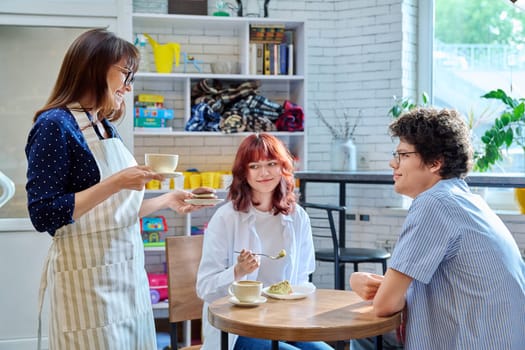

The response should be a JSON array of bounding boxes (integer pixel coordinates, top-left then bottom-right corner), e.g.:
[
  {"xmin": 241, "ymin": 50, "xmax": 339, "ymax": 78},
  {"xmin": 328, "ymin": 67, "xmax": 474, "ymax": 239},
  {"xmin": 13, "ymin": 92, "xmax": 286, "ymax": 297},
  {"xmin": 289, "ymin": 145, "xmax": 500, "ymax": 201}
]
[
  {"xmin": 33, "ymin": 28, "xmax": 139, "ymax": 123},
  {"xmin": 228, "ymin": 133, "xmax": 296, "ymax": 215}
]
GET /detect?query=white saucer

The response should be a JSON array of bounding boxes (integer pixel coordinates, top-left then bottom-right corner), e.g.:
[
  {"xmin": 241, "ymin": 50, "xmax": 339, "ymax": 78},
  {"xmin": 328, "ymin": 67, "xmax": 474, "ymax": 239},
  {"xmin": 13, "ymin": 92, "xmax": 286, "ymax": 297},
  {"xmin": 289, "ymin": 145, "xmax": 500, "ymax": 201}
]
[
  {"xmin": 228, "ymin": 296, "xmax": 267, "ymax": 307},
  {"xmin": 157, "ymin": 172, "xmax": 183, "ymax": 178},
  {"xmin": 263, "ymin": 283, "xmax": 316, "ymax": 300},
  {"xmin": 184, "ymin": 198, "xmax": 224, "ymax": 206}
]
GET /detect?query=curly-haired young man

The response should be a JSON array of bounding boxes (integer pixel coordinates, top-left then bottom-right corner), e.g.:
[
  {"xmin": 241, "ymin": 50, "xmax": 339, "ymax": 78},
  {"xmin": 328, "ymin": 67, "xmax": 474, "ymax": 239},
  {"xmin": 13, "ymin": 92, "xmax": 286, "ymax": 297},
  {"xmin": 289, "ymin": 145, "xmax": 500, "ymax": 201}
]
[{"xmin": 351, "ymin": 108, "xmax": 525, "ymax": 350}]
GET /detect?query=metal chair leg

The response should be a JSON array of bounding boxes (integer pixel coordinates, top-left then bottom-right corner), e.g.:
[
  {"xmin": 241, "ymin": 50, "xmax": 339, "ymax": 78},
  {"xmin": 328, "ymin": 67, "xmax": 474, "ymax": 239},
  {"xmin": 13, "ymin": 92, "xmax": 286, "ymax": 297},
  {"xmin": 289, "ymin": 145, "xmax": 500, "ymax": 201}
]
[
  {"xmin": 374, "ymin": 335, "xmax": 383, "ymax": 350},
  {"xmin": 170, "ymin": 322, "xmax": 179, "ymax": 350}
]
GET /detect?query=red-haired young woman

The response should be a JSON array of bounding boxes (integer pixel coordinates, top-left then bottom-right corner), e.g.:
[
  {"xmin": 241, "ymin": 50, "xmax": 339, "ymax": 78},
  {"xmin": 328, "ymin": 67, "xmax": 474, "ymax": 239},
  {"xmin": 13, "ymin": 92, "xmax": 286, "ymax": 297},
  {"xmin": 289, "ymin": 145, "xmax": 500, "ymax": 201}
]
[{"xmin": 197, "ymin": 133, "xmax": 332, "ymax": 350}]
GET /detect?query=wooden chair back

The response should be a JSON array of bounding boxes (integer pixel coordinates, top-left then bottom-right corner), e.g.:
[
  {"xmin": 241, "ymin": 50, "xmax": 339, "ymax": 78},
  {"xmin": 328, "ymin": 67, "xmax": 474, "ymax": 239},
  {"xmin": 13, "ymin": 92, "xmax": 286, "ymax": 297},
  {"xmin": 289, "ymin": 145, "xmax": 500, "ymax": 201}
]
[{"xmin": 165, "ymin": 235, "xmax": 204, "ymax": 349}]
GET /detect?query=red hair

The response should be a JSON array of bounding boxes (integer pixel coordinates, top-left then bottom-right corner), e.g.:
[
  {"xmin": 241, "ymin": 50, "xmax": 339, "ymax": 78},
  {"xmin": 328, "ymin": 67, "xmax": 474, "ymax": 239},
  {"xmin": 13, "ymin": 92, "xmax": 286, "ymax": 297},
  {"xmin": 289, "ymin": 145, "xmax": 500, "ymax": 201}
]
[{"xmin": 228, "ymin": 133, "xmax": 296, "ymax": 215}]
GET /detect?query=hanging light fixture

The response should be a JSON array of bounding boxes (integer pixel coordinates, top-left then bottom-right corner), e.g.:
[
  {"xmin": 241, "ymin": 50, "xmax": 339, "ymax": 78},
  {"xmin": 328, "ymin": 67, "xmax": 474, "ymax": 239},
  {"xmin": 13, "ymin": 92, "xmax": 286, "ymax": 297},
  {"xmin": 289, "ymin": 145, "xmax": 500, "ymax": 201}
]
[{"xmin": 509, "ymin": 0, "xmax": 525, "ymax": 10}]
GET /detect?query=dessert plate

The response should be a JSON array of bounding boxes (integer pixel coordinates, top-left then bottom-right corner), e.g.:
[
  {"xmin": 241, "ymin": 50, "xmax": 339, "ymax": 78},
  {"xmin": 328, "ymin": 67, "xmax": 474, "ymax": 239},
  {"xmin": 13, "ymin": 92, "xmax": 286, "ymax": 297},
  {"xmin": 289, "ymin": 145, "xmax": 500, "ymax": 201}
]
[
  {"xmin": 228, "ymin": 296, "xmax": 267, "ymax": 307},
  {"xmin": 263, "ymin": 283, "xmax": 316, "ymax": 300},
  {"xmin": 158, "ymin": 172, "xmax": 183, "ymax": 178},
  {"xmin": 184, "ymin": 198, "xmax": 224, "ymax": 206}
]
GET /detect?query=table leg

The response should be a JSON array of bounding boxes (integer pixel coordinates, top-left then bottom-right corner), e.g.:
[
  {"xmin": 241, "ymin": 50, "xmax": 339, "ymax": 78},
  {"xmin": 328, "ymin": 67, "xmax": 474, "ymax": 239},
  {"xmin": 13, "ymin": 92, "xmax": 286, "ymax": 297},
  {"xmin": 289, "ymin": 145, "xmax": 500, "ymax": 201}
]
[
  {"xmin": 339, "ymin": 182, "xmax": 346, "ymax": 290},
  {"xmin": 272, "ymin": 340, "xmax": 279, "ymax": 350},
  {"xmin": 374, "ymin": 335, "xmax": 383, "ymax": 350},
  {"xmin": 221, "ymin": 331, "xmax": 228, "ymax": 350}
]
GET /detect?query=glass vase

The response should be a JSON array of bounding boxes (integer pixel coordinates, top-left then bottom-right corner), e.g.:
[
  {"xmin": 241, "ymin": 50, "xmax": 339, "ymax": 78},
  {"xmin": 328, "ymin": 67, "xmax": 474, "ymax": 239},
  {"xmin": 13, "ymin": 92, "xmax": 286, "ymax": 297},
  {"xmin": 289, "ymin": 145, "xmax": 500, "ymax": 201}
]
[
  {"xmin": 242, "ymin": 0, "xmax": 261, "ymax": 17},
  {"xmin": 331, "ymin": 138, "xmax": 356, "ymax": 171}
]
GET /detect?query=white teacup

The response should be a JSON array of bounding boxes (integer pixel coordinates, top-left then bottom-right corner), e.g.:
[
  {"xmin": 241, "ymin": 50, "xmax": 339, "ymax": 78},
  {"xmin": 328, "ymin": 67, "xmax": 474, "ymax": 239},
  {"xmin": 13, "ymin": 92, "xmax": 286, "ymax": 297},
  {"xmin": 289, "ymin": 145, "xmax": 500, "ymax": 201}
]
[
  {"xmin": 228, "ymin": 280, "xmax": 263, "ymax": 303},
  {"xmin": 145, "ymin": 153, "xmax": 179, "ymax": 173}
]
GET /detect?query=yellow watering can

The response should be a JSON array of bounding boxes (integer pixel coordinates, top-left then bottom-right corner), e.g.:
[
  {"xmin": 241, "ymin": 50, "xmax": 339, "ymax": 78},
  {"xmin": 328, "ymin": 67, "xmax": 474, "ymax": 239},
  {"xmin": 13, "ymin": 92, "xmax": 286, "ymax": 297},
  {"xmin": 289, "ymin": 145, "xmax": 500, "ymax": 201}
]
[{"xmin": 143, "ymin": 33, "xmax": 181, "ymax": 73}]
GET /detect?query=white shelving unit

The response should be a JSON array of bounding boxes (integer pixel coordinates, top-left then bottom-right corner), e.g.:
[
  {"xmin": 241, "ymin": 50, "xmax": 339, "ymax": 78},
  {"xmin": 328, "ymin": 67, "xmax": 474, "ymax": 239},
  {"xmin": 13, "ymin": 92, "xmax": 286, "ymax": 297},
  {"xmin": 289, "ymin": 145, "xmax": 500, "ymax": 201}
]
[{"xmin": 131, "ymin": 13, "xmax": 307, "ymax": 237}]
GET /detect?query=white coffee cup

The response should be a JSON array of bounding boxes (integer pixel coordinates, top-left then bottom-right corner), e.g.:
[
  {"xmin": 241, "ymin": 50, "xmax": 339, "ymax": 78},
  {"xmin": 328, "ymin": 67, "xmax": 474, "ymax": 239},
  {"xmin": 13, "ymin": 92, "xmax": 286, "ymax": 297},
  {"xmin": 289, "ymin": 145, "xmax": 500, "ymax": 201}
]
[
  {"xmin": 145, "ymin": 153, "xmax": 179, "ymax": 173},
  {"xmin": 228, "ymin": 280, "xmax": 262, "ymax": 302}
]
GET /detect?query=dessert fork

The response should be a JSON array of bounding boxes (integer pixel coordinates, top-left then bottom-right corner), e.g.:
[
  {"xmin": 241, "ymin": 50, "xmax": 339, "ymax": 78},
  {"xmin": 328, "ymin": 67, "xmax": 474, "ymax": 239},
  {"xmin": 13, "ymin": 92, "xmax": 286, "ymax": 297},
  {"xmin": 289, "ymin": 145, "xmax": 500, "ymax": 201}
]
[{"xmin": 234, "ymin": 249, "xmax": 286, "ymax": 260}]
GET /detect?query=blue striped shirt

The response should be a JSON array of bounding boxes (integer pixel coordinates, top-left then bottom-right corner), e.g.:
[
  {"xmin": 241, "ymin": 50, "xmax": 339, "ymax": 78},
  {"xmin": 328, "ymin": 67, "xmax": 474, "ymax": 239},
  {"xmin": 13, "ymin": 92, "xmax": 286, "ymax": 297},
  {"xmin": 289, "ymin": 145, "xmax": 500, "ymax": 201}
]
[{"xmin": 390, "ymin": 178, "xmax": 525, "ymax": 349}]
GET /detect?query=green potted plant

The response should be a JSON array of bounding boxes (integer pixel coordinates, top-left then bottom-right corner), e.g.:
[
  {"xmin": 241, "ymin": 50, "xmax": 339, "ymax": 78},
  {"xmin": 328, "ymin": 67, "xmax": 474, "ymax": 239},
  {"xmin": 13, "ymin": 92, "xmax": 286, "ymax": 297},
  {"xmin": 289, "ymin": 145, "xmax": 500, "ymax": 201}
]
[
  {"xmin": 474, "ymin": 89, "xmax": 525, "ymax": 171},
  {"xmin": 474, "ymin": 89, "xmax": 525, "ymax": 213}
]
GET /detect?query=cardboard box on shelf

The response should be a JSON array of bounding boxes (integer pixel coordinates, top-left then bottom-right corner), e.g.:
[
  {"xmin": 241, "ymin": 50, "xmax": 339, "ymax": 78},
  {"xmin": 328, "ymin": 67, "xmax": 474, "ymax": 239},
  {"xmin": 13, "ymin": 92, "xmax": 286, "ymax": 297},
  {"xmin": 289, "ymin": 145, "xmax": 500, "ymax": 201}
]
[
  {"xmin": 135, "ymin": 107, "xmax": 175, "ymax": 119},
  {"xmin": 134, "ymin": 117, "xmax": 171, "ymax": 128}
]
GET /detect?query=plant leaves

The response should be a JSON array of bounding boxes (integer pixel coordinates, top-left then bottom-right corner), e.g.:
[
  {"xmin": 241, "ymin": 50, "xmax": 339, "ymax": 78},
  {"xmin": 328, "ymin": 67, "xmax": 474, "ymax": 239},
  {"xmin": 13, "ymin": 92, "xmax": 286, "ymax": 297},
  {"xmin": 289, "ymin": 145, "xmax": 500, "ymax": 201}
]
[
  {"xmin": 421, "ymin": 92, "xmax": 429, "ymax": 105},
  {"xmin": 482, "ymin": 89, "xmax": 516, "ymax": 108},
  {"xmin": 500, "ymin": 113, "xmax": 510, "ymax": 126},
  {"xmin": 504, "ymin": 128, "xmax": 513, "ymax": 148}
]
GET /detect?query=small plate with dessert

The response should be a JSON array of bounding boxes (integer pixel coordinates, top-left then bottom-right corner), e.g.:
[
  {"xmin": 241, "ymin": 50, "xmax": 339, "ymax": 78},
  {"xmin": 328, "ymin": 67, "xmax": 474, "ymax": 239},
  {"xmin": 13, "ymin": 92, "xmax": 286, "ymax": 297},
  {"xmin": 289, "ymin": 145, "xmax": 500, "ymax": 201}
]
[
  {"xmin": 262, "ymin": 281, "xmax": 316, "ymax": 300},
  {"xmin": 184, "ymin": 192, "xmax": 224, "ymax": 206}
]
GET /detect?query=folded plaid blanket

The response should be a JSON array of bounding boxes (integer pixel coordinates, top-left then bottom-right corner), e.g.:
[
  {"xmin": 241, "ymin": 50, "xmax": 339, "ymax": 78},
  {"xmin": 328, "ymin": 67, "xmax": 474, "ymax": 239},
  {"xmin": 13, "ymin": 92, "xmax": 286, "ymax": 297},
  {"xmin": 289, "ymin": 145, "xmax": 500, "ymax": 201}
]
[
  {"xmin": 221, "ymin": 94, "xmax": 282, "ymax": 133},
  {"xmin": 190, "ymin": 79, "xmax": 303, "ymax": 133},
  {"xmin": 185, "ymin": 103, "xmax": 221, "ymax": 131},
  {"xmin": 192, "ymin": 79, "xmax": 260, "ymax": 114}
]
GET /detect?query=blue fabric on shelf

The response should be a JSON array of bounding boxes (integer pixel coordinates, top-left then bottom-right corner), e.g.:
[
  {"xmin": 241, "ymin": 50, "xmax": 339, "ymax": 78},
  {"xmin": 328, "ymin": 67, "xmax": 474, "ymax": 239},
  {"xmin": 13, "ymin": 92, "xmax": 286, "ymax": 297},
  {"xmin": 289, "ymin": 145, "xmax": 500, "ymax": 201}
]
[{"xmin": 185, "ymin": 103, "xmax": 221, "ymax": 131}]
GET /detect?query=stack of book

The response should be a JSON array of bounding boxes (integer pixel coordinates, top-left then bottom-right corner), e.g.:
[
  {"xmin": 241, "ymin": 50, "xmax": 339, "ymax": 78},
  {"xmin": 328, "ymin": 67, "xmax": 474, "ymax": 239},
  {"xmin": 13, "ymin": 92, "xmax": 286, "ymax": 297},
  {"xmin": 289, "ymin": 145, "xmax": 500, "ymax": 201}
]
[
  {"xmin": 249, "ymin": 24, "xmax": 294, "ymax": 76},
  {"xmin": 134, "ymin": 94, "xmax": 174, "ymax": 132}
]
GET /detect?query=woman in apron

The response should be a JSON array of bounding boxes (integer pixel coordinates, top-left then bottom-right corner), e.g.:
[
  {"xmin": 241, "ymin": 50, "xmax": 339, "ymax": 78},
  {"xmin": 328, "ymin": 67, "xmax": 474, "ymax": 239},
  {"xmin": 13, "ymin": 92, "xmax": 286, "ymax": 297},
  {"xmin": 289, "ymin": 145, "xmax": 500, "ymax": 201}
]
[{"xmin": 26, "ymin": 28, "xmax": 206, "ymax": 350}]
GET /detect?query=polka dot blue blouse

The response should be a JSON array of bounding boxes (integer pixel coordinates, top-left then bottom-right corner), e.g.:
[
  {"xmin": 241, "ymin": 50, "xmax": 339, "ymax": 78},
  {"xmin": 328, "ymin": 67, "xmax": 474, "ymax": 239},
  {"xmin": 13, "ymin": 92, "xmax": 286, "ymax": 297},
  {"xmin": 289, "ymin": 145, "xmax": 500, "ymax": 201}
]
[{"xmin": 25, "ymin": 108, "xmax": 119, "ymax": 235}]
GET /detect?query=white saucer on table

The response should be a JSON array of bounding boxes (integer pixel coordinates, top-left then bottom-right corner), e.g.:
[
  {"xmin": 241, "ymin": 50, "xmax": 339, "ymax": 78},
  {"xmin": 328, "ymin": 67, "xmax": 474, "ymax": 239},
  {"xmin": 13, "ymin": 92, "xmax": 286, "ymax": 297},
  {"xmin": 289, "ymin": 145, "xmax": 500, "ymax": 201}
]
[
  {"xmin": 157, "ymin": 172, "xmax": 183, "ymax": 178},
  {"xmin": 263, "ymin": 282, "xmax": 316, "ymax": 300},
  {"xmin": 184, "ymin": 198, "xmax": 224, "ymax": 206},
  {"xmin": 228, "ymin": 296, "xmax": 267, "ymax": 307}
]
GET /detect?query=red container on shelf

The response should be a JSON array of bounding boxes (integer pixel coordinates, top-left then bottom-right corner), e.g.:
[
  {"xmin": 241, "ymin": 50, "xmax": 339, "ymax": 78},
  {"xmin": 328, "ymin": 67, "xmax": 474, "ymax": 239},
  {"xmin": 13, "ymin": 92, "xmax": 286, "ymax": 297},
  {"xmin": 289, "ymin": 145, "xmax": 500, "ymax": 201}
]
[{"xmin": 147, "ymin": 273, "xmax": 168, "ymax": 304}]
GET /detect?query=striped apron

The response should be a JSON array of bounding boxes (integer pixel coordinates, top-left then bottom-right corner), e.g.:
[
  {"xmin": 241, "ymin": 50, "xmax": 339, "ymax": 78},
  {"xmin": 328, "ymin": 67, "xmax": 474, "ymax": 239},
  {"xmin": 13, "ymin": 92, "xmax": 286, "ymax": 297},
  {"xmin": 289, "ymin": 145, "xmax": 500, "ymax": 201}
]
[{"xmin": 37, "ymin": 108, "xmax": 156, "ymax": 350}]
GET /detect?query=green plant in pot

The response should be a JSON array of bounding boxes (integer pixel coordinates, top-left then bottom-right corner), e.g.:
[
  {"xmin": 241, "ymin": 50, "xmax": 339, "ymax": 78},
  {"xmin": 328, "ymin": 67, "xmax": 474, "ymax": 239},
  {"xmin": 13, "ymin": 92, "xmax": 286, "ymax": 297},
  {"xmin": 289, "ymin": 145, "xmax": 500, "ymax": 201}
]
[
  {"xmin": 474, "ymin": 89, "xmax": 525, "ymax": 213},
  {"xmin": 474, "ymin": 89, "xmax": 525, "ymax": 171}
]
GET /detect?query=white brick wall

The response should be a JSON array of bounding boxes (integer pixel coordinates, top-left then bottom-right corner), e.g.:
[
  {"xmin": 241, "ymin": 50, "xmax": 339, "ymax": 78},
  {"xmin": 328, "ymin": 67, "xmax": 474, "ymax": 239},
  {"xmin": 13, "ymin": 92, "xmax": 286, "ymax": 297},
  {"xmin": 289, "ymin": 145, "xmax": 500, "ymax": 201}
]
[{"xmin": 133, "ymin": 0, "xmax": 525, "ymax": 289}]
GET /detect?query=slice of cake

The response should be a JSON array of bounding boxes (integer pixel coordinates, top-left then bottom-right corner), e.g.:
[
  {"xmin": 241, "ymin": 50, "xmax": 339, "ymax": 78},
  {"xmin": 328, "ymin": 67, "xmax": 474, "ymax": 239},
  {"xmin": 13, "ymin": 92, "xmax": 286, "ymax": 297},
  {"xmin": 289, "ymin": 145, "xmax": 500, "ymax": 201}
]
[{"xmin": 268, "ymin": 280, "xmax": 293, "ymax": 295}]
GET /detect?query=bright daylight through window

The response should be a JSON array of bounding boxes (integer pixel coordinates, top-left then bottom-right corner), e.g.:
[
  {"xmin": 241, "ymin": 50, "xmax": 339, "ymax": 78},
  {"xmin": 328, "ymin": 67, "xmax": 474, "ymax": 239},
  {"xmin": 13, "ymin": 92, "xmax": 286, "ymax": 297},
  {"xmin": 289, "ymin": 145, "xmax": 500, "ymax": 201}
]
[
  {"xmin": 433, "ymin": 0, "xmax": 525, "ymax": 173},
  {"xmin": 430, "ymin": 0, "xmax": 525, "ymax": 211}
]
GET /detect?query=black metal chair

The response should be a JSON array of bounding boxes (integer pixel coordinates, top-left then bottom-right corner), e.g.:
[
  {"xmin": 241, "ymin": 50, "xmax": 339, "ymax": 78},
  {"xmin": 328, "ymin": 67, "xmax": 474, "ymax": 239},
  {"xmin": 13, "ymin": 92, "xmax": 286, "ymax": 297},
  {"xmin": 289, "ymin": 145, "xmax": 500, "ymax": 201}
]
[{"xmin": 301, "ymin": 202, "xmax": 391, "ymax": 290}]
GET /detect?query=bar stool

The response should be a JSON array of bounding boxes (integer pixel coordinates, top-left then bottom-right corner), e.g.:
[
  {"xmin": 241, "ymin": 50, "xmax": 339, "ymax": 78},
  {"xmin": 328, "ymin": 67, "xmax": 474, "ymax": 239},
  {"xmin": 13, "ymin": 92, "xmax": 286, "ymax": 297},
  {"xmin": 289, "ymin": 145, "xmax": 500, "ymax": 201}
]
[{"xmin": 301, "ymin": 202, "xmax": 391, "ymax": 290}]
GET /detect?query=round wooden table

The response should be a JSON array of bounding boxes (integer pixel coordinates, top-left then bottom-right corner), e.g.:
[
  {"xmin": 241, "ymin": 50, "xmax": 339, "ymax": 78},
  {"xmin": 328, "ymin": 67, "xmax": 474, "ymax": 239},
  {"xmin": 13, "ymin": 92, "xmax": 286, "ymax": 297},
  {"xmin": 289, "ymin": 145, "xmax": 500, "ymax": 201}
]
[{"xmin": 208, "ymin": 289, "xmax": 401, "ymax": 350}]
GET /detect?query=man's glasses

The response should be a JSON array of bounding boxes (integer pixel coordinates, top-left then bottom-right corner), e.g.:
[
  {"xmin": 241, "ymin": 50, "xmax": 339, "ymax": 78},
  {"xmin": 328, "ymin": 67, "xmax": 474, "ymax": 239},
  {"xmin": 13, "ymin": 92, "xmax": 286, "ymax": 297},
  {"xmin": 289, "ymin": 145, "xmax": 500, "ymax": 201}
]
[
  {"xmin": 113, "ymin": 64, "xmax": 135, "ymax": 86},
  {"xmin": 392, "ymin": 151, "xmax": 418, "ymax": 164}
]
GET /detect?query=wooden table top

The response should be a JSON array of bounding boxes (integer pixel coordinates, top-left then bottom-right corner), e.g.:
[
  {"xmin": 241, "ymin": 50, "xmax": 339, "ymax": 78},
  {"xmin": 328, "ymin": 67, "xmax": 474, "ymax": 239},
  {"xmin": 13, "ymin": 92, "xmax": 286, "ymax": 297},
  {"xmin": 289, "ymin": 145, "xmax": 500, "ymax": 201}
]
[{"xmin": 208, "ymin": 289, "xmax": 401, "ymax": 342}]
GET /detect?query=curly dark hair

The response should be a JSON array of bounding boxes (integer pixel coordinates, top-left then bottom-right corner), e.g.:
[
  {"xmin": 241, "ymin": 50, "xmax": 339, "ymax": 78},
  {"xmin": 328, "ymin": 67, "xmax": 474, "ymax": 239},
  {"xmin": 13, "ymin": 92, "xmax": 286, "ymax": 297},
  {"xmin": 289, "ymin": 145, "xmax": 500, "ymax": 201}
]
[
  {"xmin": 389, "ymin": 108, "xmax": 473, "ymax": 178},
  {"xmin": 228, "ymin": 133, "xmax": 296, "ymax": 215}
]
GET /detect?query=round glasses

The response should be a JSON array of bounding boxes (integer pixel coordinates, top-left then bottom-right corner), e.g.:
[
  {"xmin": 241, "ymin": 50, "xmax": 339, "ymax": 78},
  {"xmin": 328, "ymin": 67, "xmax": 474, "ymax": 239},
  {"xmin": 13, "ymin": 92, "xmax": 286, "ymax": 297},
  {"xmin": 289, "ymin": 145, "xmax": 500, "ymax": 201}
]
[
  {"xmin": 113, "ymin": 64, "xmax": 135, "ymax": 86},
  {"xmin": 392, "ymin": 151, "xmax": 418, "ymax": 164}
]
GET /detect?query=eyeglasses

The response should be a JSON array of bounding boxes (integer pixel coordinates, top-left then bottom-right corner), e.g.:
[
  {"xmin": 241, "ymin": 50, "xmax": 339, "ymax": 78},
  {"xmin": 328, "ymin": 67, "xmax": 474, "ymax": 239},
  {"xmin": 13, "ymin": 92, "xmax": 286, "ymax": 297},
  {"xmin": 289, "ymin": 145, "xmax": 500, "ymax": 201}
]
[
  {"xmin": 113, "ymin": 64, "xmax": 135, "ymax": 86},
  {"xmin": 392, "ymin": 151, "xmax": 418, "ymax": 164}
]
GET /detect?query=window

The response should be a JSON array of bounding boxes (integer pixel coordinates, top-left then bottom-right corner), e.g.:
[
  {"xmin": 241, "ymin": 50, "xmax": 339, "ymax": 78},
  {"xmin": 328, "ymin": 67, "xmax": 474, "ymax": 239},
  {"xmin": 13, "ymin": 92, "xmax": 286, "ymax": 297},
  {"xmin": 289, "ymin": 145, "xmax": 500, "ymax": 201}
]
[
  {"xmin": 418, "ymin": 0, "xmax": 525, "ymax": 211},
  {"xmin": 420, "ymin": 0, "xmax": 525, "ymax": 173}
]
